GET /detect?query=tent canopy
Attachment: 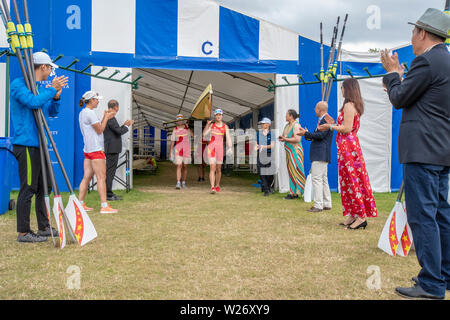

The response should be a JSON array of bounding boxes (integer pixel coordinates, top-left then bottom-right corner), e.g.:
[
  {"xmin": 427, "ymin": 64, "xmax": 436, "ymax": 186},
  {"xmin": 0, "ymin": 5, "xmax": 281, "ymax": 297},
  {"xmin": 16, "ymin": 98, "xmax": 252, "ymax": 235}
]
[{"xmin": 132, "ymin": 69, "xmax": 274, "ymax": 130}]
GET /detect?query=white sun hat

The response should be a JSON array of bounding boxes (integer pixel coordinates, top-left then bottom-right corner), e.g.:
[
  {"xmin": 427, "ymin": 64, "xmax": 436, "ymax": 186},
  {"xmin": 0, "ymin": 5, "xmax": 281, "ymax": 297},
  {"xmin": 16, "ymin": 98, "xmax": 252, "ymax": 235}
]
[{"xmin": 82, "ymin": 90, "xmax": 103, "ymax": 100}]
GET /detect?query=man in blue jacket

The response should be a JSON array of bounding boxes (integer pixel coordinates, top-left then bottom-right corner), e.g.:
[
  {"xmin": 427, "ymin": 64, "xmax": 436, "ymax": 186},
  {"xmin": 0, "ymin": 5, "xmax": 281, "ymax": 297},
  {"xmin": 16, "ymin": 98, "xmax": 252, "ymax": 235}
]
[
  {"xmin": 381, "ymin": 8, "xmax": 450, "ymax": 300},
  {"xmin": 298, "ymin": 101, "xmax": 334, "ymax": 212},
  {"xmin": 11, "ymin": 52, "xmax": 68, "ymax": 243}
]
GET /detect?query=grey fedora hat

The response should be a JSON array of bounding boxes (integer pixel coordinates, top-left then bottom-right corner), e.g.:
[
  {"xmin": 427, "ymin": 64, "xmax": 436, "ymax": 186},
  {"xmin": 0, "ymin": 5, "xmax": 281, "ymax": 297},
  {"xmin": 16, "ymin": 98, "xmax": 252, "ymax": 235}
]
[{"xmin": 408, "ymin": 8, "xmax": 450, "ymax": 39}]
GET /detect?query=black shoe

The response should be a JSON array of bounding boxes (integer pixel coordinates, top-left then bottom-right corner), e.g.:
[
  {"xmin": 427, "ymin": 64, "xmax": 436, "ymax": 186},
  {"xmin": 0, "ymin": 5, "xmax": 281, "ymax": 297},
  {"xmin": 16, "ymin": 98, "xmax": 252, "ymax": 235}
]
[
  {"xmin": 198, "ymin": 177, "xmax": 201, "ymax": 182},
  {"xmin": 37, "ymin": 226, "xmax": 59, "ymax": 237},
  {"xmin": 17, "ymin": 231, "xmax": 48, "ymax": 243},
  {"xmin": 270, "ymin": 188, "xmax": 275, "ymax": 194},
  {"xmin": 412, "ymin": 276, "xmax": 450, "ymax": 292},
  {"xmin": 395, "ymin": 284, "xmax": 444, "ymax": 300},
  {"xmin": 346, "ymin": 220, "xmax": 368, "ymax": 230},
  {"xmin": 107, "ymin": 194, "xmax": 122, "ymax": 201},
  {"xmin": 264, "ymin": 191, "xmax": 270, "ymax": 197},
  {"xmin": 284, "ymin": 194, "xmax": 295, "ymax": 200}
]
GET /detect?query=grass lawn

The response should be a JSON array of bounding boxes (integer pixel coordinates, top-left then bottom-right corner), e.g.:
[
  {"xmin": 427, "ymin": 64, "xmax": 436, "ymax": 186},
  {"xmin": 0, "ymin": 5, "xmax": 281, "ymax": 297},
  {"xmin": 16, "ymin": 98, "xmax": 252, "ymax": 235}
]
[{"xmin": 0, "ymin": 161, "xmax": 440, "ymax": 300}]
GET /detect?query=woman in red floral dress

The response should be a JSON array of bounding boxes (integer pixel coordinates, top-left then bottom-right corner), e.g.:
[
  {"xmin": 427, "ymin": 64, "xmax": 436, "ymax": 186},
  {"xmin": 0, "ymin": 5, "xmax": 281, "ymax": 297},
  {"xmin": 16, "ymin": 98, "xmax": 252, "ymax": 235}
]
[{"xmin": 319, "ymin": 78, "xmax": 377, "ymax": 229}]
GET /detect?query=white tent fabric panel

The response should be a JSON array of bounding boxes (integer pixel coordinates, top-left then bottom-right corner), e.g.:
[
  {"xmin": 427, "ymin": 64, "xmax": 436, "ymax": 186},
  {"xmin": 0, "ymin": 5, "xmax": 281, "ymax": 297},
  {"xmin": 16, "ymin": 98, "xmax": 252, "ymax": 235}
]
[
  {"xmin": 259, "ymin": 21, "xmax": 299, "ymax": 61},
  {"xmin": 178, "ymin": 0, "xmax": 220, "ymax": 58},
  {"xmin": 337, "ymin": 77, "xmax": 392, "ymax": 193},
  {"xmin": 0, "ymin": 0, "xmax": 8, "ymax": 48},
  {"xmin": 91, "ymin": 66, "xmax": 133, "ymax": 190},
  {"xmin": 275, "ymin": 74, "xmax": 299, "ymax": 193},
  {"xmin": 91, "ymin": 0, "xmax": 136, "ymax": 54}
]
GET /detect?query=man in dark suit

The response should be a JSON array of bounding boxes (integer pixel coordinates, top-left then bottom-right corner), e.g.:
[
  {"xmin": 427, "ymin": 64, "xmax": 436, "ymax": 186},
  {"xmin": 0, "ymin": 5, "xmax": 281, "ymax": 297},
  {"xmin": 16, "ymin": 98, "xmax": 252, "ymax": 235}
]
[
  {"xmin": 103, "ymin": 100, "xmax": 134, "ymax": 201},
  {"xmin": 298, "ymin": 101, "xmax": 334, "ymax": 212},
  {"xmin": 381, "ymin": 8, "xmax": 450, "ymax": 300}
]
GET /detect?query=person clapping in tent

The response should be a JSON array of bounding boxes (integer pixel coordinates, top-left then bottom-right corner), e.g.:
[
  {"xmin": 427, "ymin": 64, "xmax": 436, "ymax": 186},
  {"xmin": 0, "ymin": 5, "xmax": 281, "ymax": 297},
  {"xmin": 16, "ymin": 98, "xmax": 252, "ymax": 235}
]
[
  {"xmin": 203, "ymin": 109, "xmax": 233, "ymax": 194},
  {"xmin": 11, "ymin": 52, "xmax": 68, "ymax": 243},
  {"xmin": 278, "ymin": 109, "xmax": 306, "ymax": 199},
  {"xmin": 169, "ymin": 114, "xmax": 192, "ymax": 189},
  {"xmin": 77, "ymin": 91, "xmax": 118, "ymax": 214}
]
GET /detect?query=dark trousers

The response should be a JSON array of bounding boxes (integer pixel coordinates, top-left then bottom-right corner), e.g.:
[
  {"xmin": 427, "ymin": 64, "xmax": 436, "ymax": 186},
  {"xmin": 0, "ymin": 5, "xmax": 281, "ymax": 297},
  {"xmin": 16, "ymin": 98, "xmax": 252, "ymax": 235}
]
[
  {"xmin": 404, "ymin": 163, "xmax": 450, "ymax": 296},
  {"xmin": 257, "ymin": 153, "xmax": 274, "ymax": 193},
  {"xmin": 106, "ymin": 153, "xmax": 119, "ymax": 197},
  {"xmin": 13, "ymin": 145, "xmax": 51, "ymax": 233}
]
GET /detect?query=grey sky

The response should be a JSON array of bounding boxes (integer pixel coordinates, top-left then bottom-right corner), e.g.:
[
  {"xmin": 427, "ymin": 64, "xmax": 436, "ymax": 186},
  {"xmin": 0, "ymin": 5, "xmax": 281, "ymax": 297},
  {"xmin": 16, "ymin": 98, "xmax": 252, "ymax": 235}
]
[{"xmin": 215, "ymin": 0, "xmax": 447, "ymax": 51}]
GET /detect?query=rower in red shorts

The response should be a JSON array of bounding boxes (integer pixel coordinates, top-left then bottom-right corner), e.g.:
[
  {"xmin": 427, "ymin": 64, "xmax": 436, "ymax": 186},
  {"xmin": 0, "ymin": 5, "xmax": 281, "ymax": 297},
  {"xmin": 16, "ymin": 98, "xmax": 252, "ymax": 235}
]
[
  {"xmin": 77, "ymin": 91, "xmax": 118, "ymax": 214},
  {"xmin": 203, "ymin": 109, "xmax": 233, "ymax": 194}
]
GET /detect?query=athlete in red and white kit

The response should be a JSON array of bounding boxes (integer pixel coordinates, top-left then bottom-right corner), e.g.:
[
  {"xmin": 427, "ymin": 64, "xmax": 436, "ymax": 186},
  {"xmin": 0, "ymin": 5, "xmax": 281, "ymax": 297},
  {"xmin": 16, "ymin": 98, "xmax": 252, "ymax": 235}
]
[
  {"xmin": 169, "ymin": 114, "xmax": 192, "ymax": 189},
  {"xmin": 203, "ymin": 109, "xmax": 233, "ymax": 194}
]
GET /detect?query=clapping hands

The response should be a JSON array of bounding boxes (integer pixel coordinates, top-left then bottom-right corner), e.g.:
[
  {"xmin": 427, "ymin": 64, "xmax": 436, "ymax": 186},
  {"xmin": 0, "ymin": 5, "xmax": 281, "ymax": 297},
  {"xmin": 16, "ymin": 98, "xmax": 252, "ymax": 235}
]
[
  {"xmin": 104, "ymin": 109, "xmax": 116, "ymax": 120},
  {"xmin": 380, "ymin": 49, "xmax": 405, "ymax": 78},
  {"xmin": 124, "ymin": 119, "xmax": 135, "ymax": 127},
  {"xmin": 297, "ymin": 127, "xmax": 308, "ymax": 136}
]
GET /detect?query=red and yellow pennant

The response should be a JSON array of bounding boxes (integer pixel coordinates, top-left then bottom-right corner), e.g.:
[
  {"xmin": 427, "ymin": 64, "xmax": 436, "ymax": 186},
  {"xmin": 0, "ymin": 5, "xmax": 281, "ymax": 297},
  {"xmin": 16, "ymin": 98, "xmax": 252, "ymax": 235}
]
[
  {"xmin": 400, "ymin": 226, "xmax": 412, "ymax": 256},
  {"xmin": 388, "ymin": 211, "xmax": 399, "ymax": 256},
  {"xmin": 73, "ymin": 200, "xmax": 84, "ymax": 245}
]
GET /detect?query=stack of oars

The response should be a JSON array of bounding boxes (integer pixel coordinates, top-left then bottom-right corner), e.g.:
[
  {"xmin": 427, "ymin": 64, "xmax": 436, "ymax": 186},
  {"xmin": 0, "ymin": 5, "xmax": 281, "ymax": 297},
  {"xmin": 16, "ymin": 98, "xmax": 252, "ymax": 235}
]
[{"xmin": 320, "ymin": 14, "xmax": 349, "ymax": 102}]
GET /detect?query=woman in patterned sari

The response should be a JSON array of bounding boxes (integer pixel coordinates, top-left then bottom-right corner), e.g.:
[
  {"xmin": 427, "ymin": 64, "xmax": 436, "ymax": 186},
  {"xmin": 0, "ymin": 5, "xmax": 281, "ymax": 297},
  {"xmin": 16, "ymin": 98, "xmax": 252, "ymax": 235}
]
[{"xmin": 279, "ymin": 109, "xmax": 306, "ymax": 200}]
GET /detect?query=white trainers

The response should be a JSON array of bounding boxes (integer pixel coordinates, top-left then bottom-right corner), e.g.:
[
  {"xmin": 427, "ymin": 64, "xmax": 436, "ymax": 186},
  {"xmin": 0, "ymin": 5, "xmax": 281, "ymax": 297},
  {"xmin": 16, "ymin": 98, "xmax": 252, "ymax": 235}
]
[
  {"xmin": 175, "ymin": 181, "xmax": 181, "ymax": 189},
  {"xmin": 182, "ymin": 181, "xmax": 187, "ymax": 189}
]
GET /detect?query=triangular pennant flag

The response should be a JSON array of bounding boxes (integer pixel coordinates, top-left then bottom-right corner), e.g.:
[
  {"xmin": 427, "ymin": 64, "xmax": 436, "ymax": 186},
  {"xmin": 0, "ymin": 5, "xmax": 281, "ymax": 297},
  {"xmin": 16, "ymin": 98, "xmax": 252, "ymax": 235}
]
[
  {"xmin": 65, "ymin": 194, "xmax": 97, "ymax": 246},
  {"xmin": 378, "ymin": 201, "xmax": 401, "ymax": 256},
  {"xmin": 52, "ymin": 195, "xmax": 66, "ymax": 249},
  {"xmin": 396, "ymin": 202, "xmax": 414, "ymax": 256}
]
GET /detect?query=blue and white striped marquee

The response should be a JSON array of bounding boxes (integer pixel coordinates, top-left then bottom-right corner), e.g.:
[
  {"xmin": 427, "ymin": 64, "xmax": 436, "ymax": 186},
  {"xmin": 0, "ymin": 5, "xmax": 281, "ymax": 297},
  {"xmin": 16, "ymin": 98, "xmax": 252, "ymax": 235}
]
[{"xmin": 0, "ymin": 0, "xmax": 416, "ymax": 193}]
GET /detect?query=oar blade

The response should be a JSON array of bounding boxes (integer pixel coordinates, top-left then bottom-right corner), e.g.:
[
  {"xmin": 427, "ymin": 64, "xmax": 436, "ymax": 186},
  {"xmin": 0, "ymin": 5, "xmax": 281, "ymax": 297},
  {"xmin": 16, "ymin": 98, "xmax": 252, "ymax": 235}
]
[
  {"xmin": 52, "ymin": 195, "xmax": 66, "ymax": 249},
  {"xmin": 65, "ymin": 194, "xmax": 97, "ymax": 246}
]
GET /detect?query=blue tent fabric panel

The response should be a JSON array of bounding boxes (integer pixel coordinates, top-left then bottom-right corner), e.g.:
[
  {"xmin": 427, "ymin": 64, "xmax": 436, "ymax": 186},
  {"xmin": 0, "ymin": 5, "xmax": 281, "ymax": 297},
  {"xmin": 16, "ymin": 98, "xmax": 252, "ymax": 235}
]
[
  {"xmin": 135, "ymin": 0, "xmax": 178, "ymax": 58},
  {"xmin": 161, "ymin": 130, "xmax": 167, "ymax": 160},
  {"xmin": 74, "ymin": 70, "xmax": 93, "ymax": 189},
  {"xmin": 51, "ymin": 0, "xmax": 92, "ymax": 57},
  {"xmin": 340, "ymin": 61, "xmax": 386, "ymax": 77},
  {"xmin": 297, "ymin": 36, "xmax": 338, "ymax": 191},
  {"xmin": 219, "ymin": 7, "xmax": 259, "ymax": 61}
]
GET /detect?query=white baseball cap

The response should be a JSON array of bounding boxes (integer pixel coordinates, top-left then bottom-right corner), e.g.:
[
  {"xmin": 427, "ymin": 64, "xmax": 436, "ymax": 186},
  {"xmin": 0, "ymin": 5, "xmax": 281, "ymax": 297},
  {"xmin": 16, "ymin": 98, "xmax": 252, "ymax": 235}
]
[
  {"xmin": 82, "ymin": 90, "xmax": 103, "ymax": 100},
  {"xmin": 33, "ymin": 52, "xmax": 59, "ymax": 69},
  {"xmin": 176, "ymin": 114, "xmax": 184, "ymax": 120},
  {"xmin": 214, "ymin": 109, "xmax": 223, "ymax": 115},
  {"xmin": 258, "ymin": 117, "xmax": 272, "ymax": 125}
]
